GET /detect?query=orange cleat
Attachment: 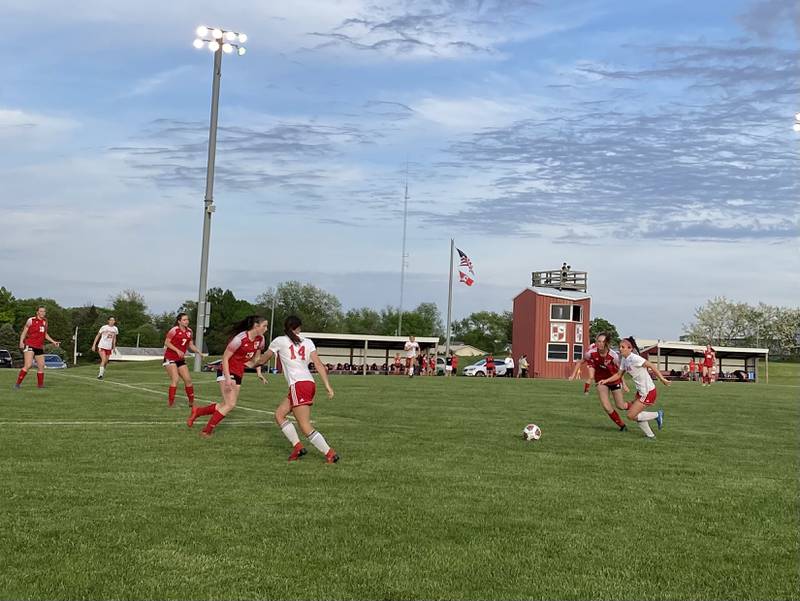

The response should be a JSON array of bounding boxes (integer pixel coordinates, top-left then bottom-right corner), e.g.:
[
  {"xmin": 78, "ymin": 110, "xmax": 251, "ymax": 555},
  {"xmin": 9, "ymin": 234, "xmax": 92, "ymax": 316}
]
[
  {"xmin": 288, "ymin": 443, "xmax": 307, "ymax": 462},
  {"xmin": 325, "ymin": 449, "xmax": 340, "ymax": 464},
  {"xmin": 187, "ymin": 406, "xmax": 199, "ymax": 428}
]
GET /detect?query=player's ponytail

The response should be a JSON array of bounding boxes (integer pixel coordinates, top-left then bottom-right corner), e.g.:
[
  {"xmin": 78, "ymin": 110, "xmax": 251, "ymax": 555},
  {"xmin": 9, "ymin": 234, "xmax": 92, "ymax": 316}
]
[
  {"xmin": 174, "ymin": 312, "xmax": 188, "ymax": 325},
  {"xmin": 625, "ymin": 336, "xmax": 641, "ymax": 354},
  {"xmin": 228, "ymin": 315, "xmax": 267, "ymax": 339},
  {"xmin": 284, "ymin": 315, "xmax": 302, "ymax": 345}
]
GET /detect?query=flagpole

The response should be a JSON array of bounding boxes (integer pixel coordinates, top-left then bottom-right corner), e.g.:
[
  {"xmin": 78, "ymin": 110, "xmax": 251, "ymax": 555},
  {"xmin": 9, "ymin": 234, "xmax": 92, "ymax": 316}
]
[
  {"xmin": 445, "ymin": 238, "xmax": 454, "ymax": 356},
  {"xmin": 398, "ymin": 166, "xmax": 409, "ymax": 336}
]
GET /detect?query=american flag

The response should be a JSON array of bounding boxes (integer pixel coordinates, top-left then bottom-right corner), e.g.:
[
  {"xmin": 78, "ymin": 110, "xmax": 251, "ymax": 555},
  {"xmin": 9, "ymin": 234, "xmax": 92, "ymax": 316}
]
[
  {"xmin": 456, "ymin": 248, "xmax": 475, "ymax": 286},
  {"xmin": 457, "ymin": 248, "xmax": 474, "ymax": 275}
]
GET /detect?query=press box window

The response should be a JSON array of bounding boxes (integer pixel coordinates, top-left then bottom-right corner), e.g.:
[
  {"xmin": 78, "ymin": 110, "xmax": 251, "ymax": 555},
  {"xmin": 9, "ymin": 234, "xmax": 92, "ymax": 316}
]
[{"xmin": 547, "ymin": 343, "xmax": 569, "ymax": 361}]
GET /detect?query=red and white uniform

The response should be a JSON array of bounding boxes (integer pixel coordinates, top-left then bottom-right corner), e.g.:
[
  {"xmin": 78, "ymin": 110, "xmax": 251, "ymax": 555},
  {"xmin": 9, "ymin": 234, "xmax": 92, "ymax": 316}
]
[
  {"xmin": 97, "ymin": 324, "xmax": 118, "ymax": 355},
  {"xmin": 703, "ymin": 349, "xmax": 715, "ymax": 368},
  {"xmin": 24, "ymin": 317, "xmax": 48, "ymax": 349},
  {"xmin": 164, "ymin": 326, "xmax": 193, "ymax": 362},
  {"xmin": 584, "ymin": 347, "xmax": 620, "ymax": 383},
  {"xmin": 225, "ymin": 331, "xmax": 265, "ymax": 377},
  {"xmin": 620, "ymin": 353, "xmax": 657, "ymax": 405},
  {"xmin": 404, "ymin": 340, "xmax": 419, "ymax": 367},
  {"xmin": 269, "ymin": 335, "xmax": 317, "ymax": 407}
]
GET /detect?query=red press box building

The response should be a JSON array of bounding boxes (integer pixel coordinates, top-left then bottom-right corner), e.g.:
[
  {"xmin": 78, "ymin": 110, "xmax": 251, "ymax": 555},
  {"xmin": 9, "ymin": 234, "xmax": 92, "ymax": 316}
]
[{"xmin": 512, "ymin": 268, "xmax": 590, "ymax": 379}]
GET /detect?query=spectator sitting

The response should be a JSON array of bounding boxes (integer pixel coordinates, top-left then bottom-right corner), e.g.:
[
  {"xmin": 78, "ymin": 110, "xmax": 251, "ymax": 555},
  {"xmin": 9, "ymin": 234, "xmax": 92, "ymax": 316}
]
[{"xmin": 336, "ymin": 363, "xmax": 343, "ymax": 371}]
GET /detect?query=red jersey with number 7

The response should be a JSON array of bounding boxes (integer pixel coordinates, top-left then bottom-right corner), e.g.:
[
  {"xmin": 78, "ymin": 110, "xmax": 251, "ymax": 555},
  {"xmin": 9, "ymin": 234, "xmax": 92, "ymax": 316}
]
[
  {"xmin": 24, "ymin": 317, "xmax": 48, "ymax": 348},
  {"xmin": 226, "ymin": 331, "xmax": 265, "ymax": 377},
  {"xmin": 164, "ymin": 326, "xmax": 193, "ymax": 361}
]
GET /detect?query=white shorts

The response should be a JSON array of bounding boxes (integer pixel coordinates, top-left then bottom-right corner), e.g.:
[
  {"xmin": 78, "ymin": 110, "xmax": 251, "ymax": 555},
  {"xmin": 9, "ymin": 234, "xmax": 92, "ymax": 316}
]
[{"xmin": 445, "ymin": 365, "xmax": 453, "ymax": 372}]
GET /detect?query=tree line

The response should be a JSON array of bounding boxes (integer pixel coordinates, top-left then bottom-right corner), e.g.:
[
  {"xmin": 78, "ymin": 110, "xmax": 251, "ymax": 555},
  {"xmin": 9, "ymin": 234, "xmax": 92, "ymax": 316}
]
[
  {"xmin": 684, "ymin": 297, "xmax": 800, "ymax": 358},
  {"xmin": 0, "ymin": 282, "xmax": 518, "ymax": 361}
]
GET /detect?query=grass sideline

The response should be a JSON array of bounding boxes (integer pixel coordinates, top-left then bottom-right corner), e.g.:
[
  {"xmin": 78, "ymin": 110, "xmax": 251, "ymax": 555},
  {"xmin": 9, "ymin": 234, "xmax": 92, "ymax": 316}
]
[{"xmin": 1, "ymin": 362, "xmax": 797, "ymax": 600}]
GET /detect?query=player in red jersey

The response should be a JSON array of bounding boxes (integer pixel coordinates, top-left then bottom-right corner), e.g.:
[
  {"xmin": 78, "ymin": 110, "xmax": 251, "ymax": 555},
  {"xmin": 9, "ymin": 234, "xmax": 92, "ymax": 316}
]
[
  {"xmin": 162, "ymin": 312, "xmax": 202, "ymax": 407},
  {"xmin": 187, "ymin": 315, "xmax": 268, "ymax": 437},
  {"xmin": 569, "ymin": 333, "xmax": 630, "ymax": 431},
  {"xmin": 581, "ymin": 342, "xmax": 597, "ymax": 395},
  {"xmin": 486, "ymin": 353, "xmax": 496, "ymax": 377},
  {"xmin": 256, "ymin": 315, "xmax": 338, "ymax": 463},
  {"xmin": 701, "ymin": 345, "xmax": 716, "ymax": 386},
  {"xmin": 15, "ymin": 306, "xmax": 60, "ymax": 389}
]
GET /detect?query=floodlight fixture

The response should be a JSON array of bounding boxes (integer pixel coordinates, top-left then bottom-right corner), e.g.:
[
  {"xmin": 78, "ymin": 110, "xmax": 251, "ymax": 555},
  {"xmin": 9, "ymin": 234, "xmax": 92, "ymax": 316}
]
[
  {"xmin": 208, "ymin": 40, "xmax": 220, "ymax": 52},
  {"xmin": 794, "ymin": 112, "xmax": 800, "ymax": 132},
  {"xmin": 196, "ymin": 25, "xmax": 209, "ymax": 37},
  {"xmin": 211, "ymin": 28, "xmax": 223, "ymax": 39},
  {"xmin": 193, "ymin": 38, "xmax": 204, "ymax": 49},
  {"xmin": 224, "ymin": 31, "xmax": 237, "ymax": 41},
  {"xmin": 237, "ymin": 32, "xmax": 248, "ymax": 43},
  {"xmin": 222, "ymin": 43, "xmax": 233, "ymax": 54},
  {"xmin": 237, "ymin": 46, "xmax": 247, "ymax": 56}
]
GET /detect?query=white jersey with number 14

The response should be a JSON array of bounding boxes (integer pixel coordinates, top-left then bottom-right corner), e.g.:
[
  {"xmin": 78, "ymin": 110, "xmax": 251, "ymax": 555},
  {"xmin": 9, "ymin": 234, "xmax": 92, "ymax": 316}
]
[{"xmin": 269, "ymin": 335, "xmax": 317, "ymax": 387}]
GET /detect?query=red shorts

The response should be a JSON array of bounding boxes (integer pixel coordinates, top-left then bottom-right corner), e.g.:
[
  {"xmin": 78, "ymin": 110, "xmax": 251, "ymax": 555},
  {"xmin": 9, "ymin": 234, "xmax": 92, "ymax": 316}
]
[
  {"xmin": 99, "ymin": 348, "xmax": 113, "ymax": 358},
  {"xmin": 703, "ymin": 361, "xmax": 713, "ymax": 368},
  {"xmin": 634, "ymin": 389, "xmax": 657, "ymax": 406},
  {"xmin": 288, "ymin": 381, "xmax": 316, "ymax": 407}
]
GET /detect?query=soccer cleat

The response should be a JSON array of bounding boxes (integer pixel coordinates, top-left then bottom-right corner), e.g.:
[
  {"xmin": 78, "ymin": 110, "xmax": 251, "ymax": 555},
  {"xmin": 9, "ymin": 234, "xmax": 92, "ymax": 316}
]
[
  {"xmin": 325, "ymin": 449, "xmax": 340, "ymax": 464},
  {"xmin": 656, "ymin": 409, "xmax": 664, "ymax": 431},
  {"xmin": 97, "ymin": 374, "xmax": 103, "ymax": 380},
  {"xmin": 288, "ymin": 444, "xmax": 307, "ymax": 462},
  {"xmin": 167, "ymin": 398, "xmax": 174, "ymax": 408},
  {"xmin": 13, "ymin": 384, "xmax": 20, "ymax": 390},
  {"xmin": 644, "ymin": 436, "xmax": 656, "ymax": 442},
  {"xmin": 619, "ymin": 424, "xmax": 627, "ymax": 432},
  {"xmin": 199, "ymin": 431, "xmax": 212, "ymax": 439},
  {"xmin": 187, "ymin": 406, "xmax": 199, "ymax": 428}
]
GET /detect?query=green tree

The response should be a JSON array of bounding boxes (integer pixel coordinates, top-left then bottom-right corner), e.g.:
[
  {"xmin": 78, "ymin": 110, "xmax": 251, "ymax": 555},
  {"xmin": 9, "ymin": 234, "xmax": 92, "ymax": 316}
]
[
  {"xmin": 0, "ymin": 323, "xmax": 21, "ymax": 362},
  {"xmin": 204, "ymin": 288, "xmax": 258, "ymax": 354},
  {"xmin": 110, "ymin": 290, "xmax": 151, "ymax": 345},
  {"xmin": 256, "ymin": 281, "xmax": 343, "ymax": 334},
  {"xmin": 589, "ymin": 318, "xmax": 620, "ymax": 345},
  {"xmin": 342, "ymin": 307, "xmax": 383, "ymax": 334},
  {"xmin": 68, "ymin": 304, "xmax": 108, "ymax": 362},
  {"xmin": 684, "ymin": 297, "xmax": 754, "ymax": 347},
  {"xmin": 398, "ymin": 303, "xmax": 444, "ymax": 338},
  {"xmin": 152, "ymin": 311, "xmax": 178, "ymax": 340},
  {"xmin": 452, "ymin": 311, "xmax": 512, "ymax": 353},
  {"xmin": 0, "ymin": 287, "xmax": 16, "ymax": 324}
]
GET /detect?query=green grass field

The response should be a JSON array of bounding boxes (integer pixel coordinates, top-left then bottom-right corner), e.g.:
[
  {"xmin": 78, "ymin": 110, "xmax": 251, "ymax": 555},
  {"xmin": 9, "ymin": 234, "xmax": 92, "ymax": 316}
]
[{"xmin": 1, "ymin": 362, "xmax": 798, "ymax": 600}]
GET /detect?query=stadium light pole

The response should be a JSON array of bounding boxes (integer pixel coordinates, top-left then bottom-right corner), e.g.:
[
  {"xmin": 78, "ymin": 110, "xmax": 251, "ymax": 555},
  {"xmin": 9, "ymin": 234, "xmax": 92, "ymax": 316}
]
[{"xmin": 191, "ymin": 26, "xmax": 248, "ymax": 372}]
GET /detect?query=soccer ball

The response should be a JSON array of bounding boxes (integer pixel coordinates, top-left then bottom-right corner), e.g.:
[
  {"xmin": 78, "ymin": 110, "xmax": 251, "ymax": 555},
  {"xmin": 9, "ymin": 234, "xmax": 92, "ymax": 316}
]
[{"xmin": 522, "ymin": 423, "xmax": 542, "ymax": 441}]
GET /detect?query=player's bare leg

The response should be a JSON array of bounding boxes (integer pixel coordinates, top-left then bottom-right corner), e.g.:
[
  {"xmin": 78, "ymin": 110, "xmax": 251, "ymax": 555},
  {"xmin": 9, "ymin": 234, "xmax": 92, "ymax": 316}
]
[
  {"xmin": 627, "ymin": 399, "xmax": 659, "ymax": 439},
  {"xmin": 597, "ymin": 384, "xmax": 626, "ymax": 430},
  {"xmin": 275, "ymin": 397, "xmax": 306, "ymax": 461}
]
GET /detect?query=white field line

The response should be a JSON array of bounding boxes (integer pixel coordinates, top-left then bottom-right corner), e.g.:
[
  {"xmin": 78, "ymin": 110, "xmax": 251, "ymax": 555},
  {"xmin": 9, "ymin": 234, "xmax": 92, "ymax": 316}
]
[
  {"xmin": 0, "ymin": 420, "xmax": 274, "ymax": 427},
  {"xmin": 49, "ymin": 371, "xmax": 275, "ymax": 415}
]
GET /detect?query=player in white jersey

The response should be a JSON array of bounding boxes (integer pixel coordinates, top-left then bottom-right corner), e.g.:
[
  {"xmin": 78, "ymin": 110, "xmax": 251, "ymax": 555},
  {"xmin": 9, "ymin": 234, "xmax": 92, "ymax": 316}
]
[
  {"xmin": 404, "ymin": 335, "xmax": 420, "ymax": 377},
  {"xmin": 600, "ymin": 337, "xmax": 670, "ymax": 439},
  {"xmin": 257, "ymin": 315, "xmax": 338, "ymax": 463},
  {"xmin": 91, "ymin": 317, "xmax": 118, "ymax": 380}
]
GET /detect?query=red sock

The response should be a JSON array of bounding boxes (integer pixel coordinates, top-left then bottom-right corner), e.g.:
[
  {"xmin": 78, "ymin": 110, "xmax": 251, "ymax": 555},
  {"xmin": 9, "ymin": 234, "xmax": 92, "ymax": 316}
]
[
  {"xmin": 202, "ymin": 410, "xmax": 226, "ymax": 434},
  {"xmin": 16, "ymin": 369, "xmax": 27, "ymax": 385},
  {"xmin": 168, "ymin": 386, "xmax": 177, "ymax": 406},
  {"xmin": 583, "ymin": 382, "xmax": 590, "ymax": 393},
  {"xmin": 185, "ymin": 385, "xmax": 194, "ymax": 404},
  {"xmin": 195, "ymin": 403, "xmax": 217, "ymax": 417},
  {"xmin": 37, "ymin": 372, "xmax": 44, "ymax": 387},
  {"xmin": 608, "ymin": 410, "xmax": 625, "ymax": 428}
]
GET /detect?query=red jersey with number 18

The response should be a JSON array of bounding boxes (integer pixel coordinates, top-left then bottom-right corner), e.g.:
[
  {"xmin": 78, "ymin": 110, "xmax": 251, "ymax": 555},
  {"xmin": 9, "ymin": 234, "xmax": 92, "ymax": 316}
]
[
  {"xmin": 226, "ymin": 331, "xmax": 265, "ymax": 377},
  {"xmin": 164, "ymin": 326, "xmax": 193, "ymax": 361},
  {"xmin": 24, "ymin": 317, "xmax": 48, "ymax": 348}
]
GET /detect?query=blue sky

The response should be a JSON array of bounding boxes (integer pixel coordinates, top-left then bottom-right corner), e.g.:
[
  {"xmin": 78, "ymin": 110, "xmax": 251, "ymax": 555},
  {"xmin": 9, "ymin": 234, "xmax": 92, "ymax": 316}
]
[{"xmin": 1, "ymin": 0, "xmax": 797, "ymax": 338}]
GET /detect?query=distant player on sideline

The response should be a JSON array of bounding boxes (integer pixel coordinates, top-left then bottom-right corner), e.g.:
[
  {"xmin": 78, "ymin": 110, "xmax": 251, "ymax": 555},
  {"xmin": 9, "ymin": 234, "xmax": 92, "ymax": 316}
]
[
  {"xmin": 91, "ymin": 316, "xmax": 118, "ymax": 380},
  {"xmin": 569, "ymin": 333, "xmax": 630, "ymax": 432},
  {"xmin": 15, "ymin": 306, "xmax": 60, "ymax": 389},
  {"xmin": 701, "ymin": 345, "xmax": 716, "ymax": 386},
  {"xmin": 599, "ymin": 337, "xmax": 670, "ymax": 440},
  {"xmin": 404, "ymin": 335, "xmax": 419, "ymax": 377},
  {"xmin": 162, "ymin": 312, "xmax": 202, "ymax": 407},
  {"xmin": 257, "ymin": 315, "xmax": 338, "ymax": 463},
  {"xmin": 187, "ymin": 315, "xmax": 267, "ymax": 437}
]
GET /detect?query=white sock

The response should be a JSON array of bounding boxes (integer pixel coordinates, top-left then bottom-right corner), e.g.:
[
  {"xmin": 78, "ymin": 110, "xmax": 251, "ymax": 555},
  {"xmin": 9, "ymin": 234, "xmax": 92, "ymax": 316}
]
[
  {"xmin": 637, "ymin": 421, "xmax": 655, "ymax": 438},
  {"xmin": 279, "ymin": 420, "xmax": 300, "ymax": 446},
  {"xmin": 99, "ymin": 366, "xmax": 105, "ymax": 376},
  {"xmin": 637, "ymin": 411, "xmax": 659, "ymax": 421},
  {"xmin": 307, "ymin": 430, "xmax": 331, "ymax": 454}
]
